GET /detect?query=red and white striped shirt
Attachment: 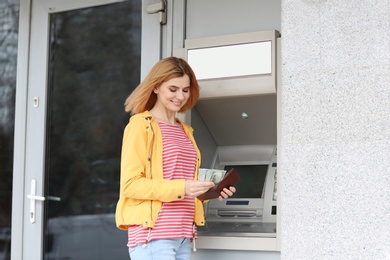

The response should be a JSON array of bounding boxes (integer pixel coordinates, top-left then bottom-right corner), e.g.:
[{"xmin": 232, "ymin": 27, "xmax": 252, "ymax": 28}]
[{"xmin": 127, "ymin": 121, "xmax": 197, "ymax": 247}]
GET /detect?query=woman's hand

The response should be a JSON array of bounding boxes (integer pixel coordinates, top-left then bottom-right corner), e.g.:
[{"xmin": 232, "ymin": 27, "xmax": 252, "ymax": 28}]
[
  {"xmin": 185, "ymin": 180, "xmax": 215, "ymax": 198},
  {"xmin": 218, "ymin": 186, "xmax": 236, "ymax": 201}
]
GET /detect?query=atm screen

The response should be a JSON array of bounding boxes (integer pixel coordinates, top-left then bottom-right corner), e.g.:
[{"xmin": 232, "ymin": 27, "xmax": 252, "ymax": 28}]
[{"xmin": 224, "ymin": 165, "xmax": 268, "ymax": 198}]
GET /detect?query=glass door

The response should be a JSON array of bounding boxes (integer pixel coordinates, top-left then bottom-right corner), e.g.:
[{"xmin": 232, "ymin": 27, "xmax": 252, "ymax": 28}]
[
  {"xmin": 13, "ymin": 0, "xmax": 164, "ymax": 259},
  {"xmin": 44, "ymin": 2, "xmax": 141, "ymax": 259}
]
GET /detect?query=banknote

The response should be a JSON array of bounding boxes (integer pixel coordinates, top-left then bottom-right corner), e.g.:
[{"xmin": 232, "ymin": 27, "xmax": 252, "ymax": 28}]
[{"xmin": 198, "ymin": 168, "xmax": 227, "ymax": 184}]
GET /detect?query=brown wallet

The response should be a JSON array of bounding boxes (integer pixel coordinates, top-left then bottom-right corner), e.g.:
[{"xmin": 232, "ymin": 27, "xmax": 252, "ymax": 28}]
[{"xmin": 197, "ymin": 168, "xmax": 240, "ymax": 200}]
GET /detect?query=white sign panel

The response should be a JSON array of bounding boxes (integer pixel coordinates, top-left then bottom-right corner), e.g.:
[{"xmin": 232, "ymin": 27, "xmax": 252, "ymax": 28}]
[{"xmin": 187, "ymin": 41, "xmax": 272, "ymax": 80}]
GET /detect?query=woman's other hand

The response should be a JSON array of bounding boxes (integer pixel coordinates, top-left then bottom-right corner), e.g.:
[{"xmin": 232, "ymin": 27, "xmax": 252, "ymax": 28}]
[{"xmin": 218, "ymin": 186, "xmax": 236, "ymax": 201}]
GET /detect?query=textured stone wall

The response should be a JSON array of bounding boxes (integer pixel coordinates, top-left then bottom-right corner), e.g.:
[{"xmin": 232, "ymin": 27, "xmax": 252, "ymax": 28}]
[
  {"xmin": 0, "ymin": 0, "xmax": 19, "ymax": 258},
  {"xmin": 280, "ymin": 1, "xmax": 390, "ymax": 259},
  {"xmin": 0, "ymin": 0, "xmax": 18, "ymax": 134}
]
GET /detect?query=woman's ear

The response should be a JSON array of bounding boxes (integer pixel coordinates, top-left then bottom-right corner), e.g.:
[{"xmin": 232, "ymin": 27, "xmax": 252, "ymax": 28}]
[{"xmin": 153, "ymin": 88, "xmax": 158, "ymax": 94}]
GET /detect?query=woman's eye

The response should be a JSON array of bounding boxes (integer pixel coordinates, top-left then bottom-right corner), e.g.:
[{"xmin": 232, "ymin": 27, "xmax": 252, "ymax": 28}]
[{"xmin": 169, "ymin": 88, "xmax": 189, "ymax": 93}]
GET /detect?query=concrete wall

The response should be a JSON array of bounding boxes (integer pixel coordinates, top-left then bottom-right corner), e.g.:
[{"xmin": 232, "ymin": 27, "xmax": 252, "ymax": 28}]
[{"xmin": 280, "ymin": 1, "xmax": 390, "ymax": 259}]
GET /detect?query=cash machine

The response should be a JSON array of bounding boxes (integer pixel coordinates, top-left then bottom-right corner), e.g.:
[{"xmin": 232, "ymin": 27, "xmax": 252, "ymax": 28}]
[
  {"xmin": 198, "ymin": 145, "xmax": 277, "ymax": 238},
  {"xmin": 174, "ymin": 30, "xmax": 280, "ymax": 251}
]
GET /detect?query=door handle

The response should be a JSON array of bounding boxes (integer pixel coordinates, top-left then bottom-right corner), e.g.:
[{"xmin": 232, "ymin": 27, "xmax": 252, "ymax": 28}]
[{"xmin": 27, "ymin": 179, "xmax": 45, "ymax": 224}]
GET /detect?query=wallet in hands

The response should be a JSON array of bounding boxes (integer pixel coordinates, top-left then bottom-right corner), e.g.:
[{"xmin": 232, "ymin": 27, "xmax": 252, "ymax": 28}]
[{"xmin": 197, "ymin": 168, "xmax": 240, "ymax": 200}]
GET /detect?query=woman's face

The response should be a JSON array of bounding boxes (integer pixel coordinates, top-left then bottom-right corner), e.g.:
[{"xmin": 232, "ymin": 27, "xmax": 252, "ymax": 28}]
[{"xmin": 154, "ymin": 75, "xmax": 190, "ymax": 113}]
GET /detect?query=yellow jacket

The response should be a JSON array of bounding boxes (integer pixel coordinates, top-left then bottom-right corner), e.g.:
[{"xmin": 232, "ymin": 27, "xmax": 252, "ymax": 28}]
[{"xmin": 115, "ymin": 111, "xmax": 205, "ymax": 230}]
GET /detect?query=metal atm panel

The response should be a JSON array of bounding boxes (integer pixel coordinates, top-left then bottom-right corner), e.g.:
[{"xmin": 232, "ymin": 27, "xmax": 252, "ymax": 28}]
[{"xmin": 198, "ymin": 145, "xmax": 277, "ymax": 238}]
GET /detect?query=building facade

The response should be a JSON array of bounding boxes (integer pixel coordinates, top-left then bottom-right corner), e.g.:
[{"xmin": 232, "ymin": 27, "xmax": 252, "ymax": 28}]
[{"xmin": 1, "ymin": 0, "xmax": 389, "ymax": 259}]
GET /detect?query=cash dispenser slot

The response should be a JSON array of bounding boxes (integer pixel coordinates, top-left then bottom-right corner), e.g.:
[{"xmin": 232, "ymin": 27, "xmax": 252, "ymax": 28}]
[{"xmin": 217, "ymin": 210, "xmax": 258, "ymax": 218}]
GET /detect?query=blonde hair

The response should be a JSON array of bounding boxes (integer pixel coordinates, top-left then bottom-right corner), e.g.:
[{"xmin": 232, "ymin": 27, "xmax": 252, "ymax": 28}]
[{"xmin": 124, "ymin": 57, "xmax": 200, "ymax": 114}]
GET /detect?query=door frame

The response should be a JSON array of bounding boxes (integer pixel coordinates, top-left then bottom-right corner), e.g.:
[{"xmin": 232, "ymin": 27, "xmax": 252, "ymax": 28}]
[{"xmin": 11, "ymin": 0, "xmax": 184, "ymax": 258}]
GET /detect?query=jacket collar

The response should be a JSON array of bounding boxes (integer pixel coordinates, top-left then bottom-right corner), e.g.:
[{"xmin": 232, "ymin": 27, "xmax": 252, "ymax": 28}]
[{"xmin": 133, "ymin": 110, "xmax": 190, "ymax": 129}]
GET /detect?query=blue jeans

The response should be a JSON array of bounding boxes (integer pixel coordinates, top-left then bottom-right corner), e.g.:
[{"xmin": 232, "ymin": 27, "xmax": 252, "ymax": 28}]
[{"xmin": 128, "ymin": 238, "xmax": 192, "ymax": 260}]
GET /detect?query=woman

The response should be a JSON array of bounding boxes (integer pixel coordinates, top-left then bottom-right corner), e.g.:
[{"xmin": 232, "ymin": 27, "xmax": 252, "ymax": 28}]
[{"xmin": 115, "ymin": 57, "xmax": 236, "ymax": 260}]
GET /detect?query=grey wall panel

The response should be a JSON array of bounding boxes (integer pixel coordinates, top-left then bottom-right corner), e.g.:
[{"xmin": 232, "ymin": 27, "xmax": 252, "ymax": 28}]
[{"xmin": 186, "ymin": 0, "xmax": 281, "ymax": 39}]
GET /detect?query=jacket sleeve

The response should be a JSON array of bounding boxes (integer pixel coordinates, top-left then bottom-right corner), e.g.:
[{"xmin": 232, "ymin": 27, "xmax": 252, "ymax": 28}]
[{"xmin": 119, "ymin": 118, "xmax": 186, "ymax": 202}]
